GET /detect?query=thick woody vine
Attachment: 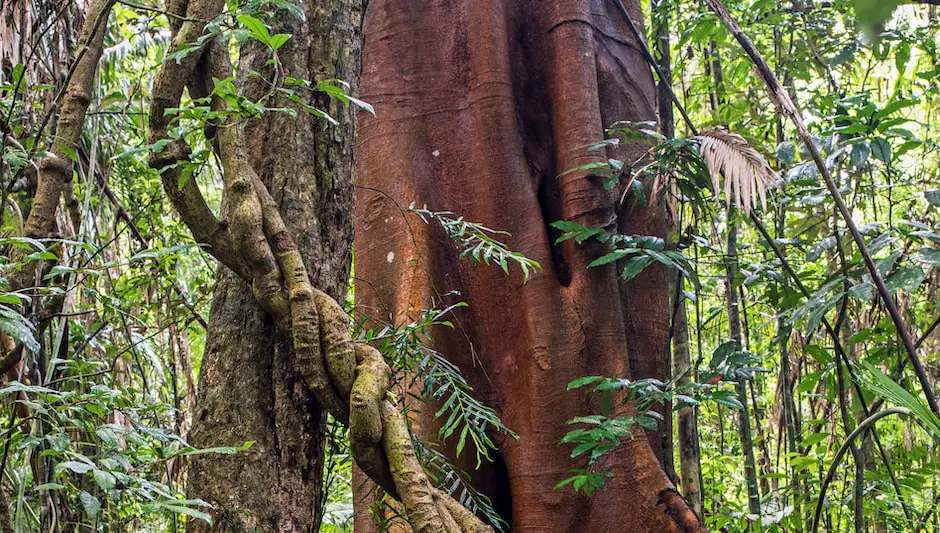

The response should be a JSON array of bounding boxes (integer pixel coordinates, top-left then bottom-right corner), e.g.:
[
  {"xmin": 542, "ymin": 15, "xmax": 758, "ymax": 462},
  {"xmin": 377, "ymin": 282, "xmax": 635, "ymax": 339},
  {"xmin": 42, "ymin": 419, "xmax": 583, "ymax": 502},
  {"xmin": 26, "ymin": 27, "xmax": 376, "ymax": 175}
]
[{"xmin": 145, "ymin": 2, "xmax": 491, "ymax": 532}]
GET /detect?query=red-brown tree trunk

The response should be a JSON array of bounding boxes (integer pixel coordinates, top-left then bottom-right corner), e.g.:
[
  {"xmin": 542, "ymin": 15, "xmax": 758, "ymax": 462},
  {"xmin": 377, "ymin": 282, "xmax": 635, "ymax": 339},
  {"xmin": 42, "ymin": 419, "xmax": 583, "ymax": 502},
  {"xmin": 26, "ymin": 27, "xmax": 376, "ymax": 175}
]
[{"xmin": 354, "ymin": 1, "xmax": 703, "ymax": 531}]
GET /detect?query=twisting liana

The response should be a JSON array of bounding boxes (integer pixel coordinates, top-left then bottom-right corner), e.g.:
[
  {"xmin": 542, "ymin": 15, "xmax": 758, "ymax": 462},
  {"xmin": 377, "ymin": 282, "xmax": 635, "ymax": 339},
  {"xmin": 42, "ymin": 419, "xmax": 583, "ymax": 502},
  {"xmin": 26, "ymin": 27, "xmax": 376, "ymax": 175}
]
[{"xmin": 144, "ymin": 1, "xmax": 492, "ymax": 532}]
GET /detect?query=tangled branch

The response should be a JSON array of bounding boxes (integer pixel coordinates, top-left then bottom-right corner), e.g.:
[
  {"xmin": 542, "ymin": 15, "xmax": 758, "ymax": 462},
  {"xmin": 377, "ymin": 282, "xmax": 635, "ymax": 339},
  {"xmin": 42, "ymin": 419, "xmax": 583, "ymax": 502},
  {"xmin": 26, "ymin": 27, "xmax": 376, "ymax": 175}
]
[{"xmin": 145, "ymin": 2, "xmax": 492, "ymax": 532}]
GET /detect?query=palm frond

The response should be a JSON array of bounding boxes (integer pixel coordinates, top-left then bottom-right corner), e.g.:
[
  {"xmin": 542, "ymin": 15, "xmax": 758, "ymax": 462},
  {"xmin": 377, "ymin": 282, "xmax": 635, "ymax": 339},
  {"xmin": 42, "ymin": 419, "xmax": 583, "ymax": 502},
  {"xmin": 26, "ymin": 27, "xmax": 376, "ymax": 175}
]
[
  {"xmin": 859, "ymin": 361, "xmax": 940, "ymax": 442},
  {"xmin": 695, "ymin": 128, "xmax": 778, "ymax": 215}
]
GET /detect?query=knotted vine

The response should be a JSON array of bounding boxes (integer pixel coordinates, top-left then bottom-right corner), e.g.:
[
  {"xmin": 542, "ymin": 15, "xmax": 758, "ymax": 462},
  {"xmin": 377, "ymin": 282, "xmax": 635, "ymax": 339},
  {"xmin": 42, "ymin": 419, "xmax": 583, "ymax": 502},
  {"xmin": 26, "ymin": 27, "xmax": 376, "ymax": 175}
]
[{"xmin": 145, "ymin": 2, "xmax": 492, "ymax": 532}]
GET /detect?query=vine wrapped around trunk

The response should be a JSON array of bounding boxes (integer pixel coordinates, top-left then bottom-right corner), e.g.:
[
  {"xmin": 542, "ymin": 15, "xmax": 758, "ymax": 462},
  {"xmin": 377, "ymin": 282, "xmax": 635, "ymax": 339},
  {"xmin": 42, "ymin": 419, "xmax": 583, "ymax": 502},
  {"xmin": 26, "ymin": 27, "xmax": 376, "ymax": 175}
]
[{"xmin": 146, "ymin": 2, "xmax": 491, "ymax": 532}]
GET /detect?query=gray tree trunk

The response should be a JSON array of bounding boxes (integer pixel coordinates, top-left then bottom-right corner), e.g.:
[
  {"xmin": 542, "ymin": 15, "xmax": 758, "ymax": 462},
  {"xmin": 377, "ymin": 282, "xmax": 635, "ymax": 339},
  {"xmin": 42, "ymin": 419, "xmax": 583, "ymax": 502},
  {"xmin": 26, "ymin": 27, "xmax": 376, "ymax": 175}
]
[{"xmin": 186, "ymin": 2, "xmax": 364, "ymax": 530}]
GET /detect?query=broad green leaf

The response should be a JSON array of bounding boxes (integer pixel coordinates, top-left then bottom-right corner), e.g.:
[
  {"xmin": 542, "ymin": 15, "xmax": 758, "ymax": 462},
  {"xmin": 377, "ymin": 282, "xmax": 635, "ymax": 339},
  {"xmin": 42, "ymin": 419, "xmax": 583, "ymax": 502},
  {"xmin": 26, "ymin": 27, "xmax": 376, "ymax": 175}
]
[
  {"xmin": 588, "ymin": 250, "xmax": 630, "ymax": 268},
  {"xmin": 237, "ymin": 15, "xmax": 271, "ymax": 46},
  {"xmin": 620, "ymin": 256, "xmax": 652, "ymax": 281},
  {"xmin": 0, "ymin": 307, "xmax": 39, "ymax": 352},
  {"xmin": 10, "ymin": 63, "xmax": 24, "ymax": 89},
  {"xmin": 792, "ymin": 455, "xmax": 819, "ymax": 471},
  {"xmin": 556, "ymin": 161, "xmax": 612, "ymax": 179},
  {"xmin": 884, "ymin": 264, "xmax": 925, "ymax": 293},
  {"xmin": 829, "ymin": 43, "xmax": 858, "ymax": 66},
  {"xmin": 0, "ymin": 381, "xmax": 61, "ymax": 397},
  {"xmin": 93, "ymin": 469, "xmax": 117, "ymax": 490},
  {"xmin": 914, "ymin": 248, "xmax": 940, "ymax": 267},
  {"xmin": 872, "ymin": 98, "xmax": 917, "ymax": 122},
  {"xmin": 805, "ymin": 345, "xmax": 832, "ymax": 364},
  {"xmin": 568, "ymin": 376, "xmax": 605, "ymax": 390},
  {"xmin": 270, "ymin": 33, "xmax": 291, "ymax": 50},
  {"xmin": 153, "ymin": 503, "xmax": 213, "ymax": 524},
  {"xmin": 33, "ymin": 483, "xmax": 65, "ymax": 492},
  {"xmin": 798, "ymin": 371, "xmax": 823, "ymax": 393},
  {"xmin": 167, "ymin": 440, "xmax": 254, "ymax": 459},
  {"xmin": 848, "ymin": 281, "xmax": 873, "ymax": 301},
  {"xmin": 81, "ymin": 491, "xmax": 101, "ymax": 518},
  {"xmin": 0, "ymin": 294, "xmax": 28, "ymax": 306},
  {"xmin": 802, "ymin": 432, "xmax": 829, "ymax": 447},
  {"xmin": 850, "ymin": 141, "xmax": 870, "ymax": 169},
  {"xmin": 895, "ymin": 41, "xmax": 911, "ymax": 75},
  {"xmin": 871, "ymin": 137, "xmax": 891, "ymax": 164},
  {"xmin": 57, "ymin": 461, "xmax": 94, "ymax": 475},
  {"xmin": 0, "ymin": 237, "xmax": 46, "ymax": 251},
  {"xmin": 346, "ymin": 95, "xmax": 375, "ymax": 115}
]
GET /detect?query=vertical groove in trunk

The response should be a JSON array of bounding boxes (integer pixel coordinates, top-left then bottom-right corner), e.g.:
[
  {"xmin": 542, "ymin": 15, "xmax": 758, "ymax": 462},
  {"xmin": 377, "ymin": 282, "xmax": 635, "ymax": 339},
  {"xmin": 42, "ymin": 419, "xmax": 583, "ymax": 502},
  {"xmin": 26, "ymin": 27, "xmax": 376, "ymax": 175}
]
[
  {"xmin": 186, "ymin": 2, "xmax": 364, "ymax": 530},
  {"xmin": 354, "ymin": 1, "xmax": 702, "ymax": 531},
  {"xmin": 654, "ymin": 0, "xmax": 676, "ymax": 479}
]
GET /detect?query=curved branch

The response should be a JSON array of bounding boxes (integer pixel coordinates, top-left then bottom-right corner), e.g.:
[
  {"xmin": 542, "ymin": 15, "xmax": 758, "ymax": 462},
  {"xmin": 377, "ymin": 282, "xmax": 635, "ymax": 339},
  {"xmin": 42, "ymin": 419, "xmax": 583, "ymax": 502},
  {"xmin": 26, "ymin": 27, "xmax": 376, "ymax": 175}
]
[
  {"xmin": 143, "ymin": 0, "xmax": 250, "ymax": 280},
  {"xmin": 810, "ymin": 407, "xmax": 912, "ymax": 533}
]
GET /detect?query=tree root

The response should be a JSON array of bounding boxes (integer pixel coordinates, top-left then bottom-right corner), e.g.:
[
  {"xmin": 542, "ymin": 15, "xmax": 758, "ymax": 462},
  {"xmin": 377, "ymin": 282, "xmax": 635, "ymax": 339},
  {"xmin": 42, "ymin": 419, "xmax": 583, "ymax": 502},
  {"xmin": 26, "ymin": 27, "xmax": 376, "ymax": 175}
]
[{"xmin": 146, "ymin": 4, "xmax": 493, "ymax": 532}]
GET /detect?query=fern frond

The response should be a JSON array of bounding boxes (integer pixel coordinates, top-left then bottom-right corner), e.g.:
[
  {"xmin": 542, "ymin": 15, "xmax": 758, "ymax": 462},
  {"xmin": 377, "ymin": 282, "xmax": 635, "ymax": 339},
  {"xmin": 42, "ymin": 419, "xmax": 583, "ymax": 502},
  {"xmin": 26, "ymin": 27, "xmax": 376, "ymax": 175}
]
[
  {"xmin": 695, "ymin": 128, "xmax": 778, "ymax": 215},
  {"xmin": 410, "ymin": 204, "xmax": 541, "ymax": 282}
]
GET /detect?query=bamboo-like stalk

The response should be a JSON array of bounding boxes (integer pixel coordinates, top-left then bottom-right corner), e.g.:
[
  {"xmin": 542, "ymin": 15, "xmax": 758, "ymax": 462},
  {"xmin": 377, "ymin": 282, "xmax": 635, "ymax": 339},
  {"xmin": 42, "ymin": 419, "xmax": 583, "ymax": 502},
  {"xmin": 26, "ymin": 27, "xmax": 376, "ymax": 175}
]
[
  {"xmin": 673, "ymin": 274, "xmax": 703, "ymax": 518},
  {"xmin": 725, "ymin": 212, "xmax": 762, "ymax": 528}
]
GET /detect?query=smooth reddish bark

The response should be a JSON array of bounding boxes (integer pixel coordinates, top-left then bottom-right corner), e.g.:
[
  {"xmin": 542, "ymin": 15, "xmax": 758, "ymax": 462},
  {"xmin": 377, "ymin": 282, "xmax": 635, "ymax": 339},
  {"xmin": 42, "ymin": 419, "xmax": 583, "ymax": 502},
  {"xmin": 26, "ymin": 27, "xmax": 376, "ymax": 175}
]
[{"xmin": 354, "ymin": 1, "xmax": 703, "ymax": 531}]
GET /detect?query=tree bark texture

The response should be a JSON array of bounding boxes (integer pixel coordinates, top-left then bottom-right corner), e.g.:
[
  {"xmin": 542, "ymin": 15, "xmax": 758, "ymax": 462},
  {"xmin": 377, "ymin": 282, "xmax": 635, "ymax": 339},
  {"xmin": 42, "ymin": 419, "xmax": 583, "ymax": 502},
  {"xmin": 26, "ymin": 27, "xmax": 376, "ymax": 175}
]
[
  {"xmin": 354, "ymin": 1, "xmax": 702, "ymax": 531},
  {"xmin": 186, "ymin": 2, "xmax": 364, "ymax": 530}
]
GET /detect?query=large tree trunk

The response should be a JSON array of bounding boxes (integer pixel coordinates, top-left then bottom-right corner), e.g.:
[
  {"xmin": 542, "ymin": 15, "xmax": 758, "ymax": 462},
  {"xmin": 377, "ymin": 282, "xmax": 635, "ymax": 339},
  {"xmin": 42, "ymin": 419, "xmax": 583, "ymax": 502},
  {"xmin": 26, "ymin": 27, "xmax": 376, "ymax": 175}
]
[
  {"xmin": 186, "ymin": 2, "xmax": 364, "ymax": 530},
  {"xmin": 354, "ymin": 1, "xmax": 702, "ymax": 531}
]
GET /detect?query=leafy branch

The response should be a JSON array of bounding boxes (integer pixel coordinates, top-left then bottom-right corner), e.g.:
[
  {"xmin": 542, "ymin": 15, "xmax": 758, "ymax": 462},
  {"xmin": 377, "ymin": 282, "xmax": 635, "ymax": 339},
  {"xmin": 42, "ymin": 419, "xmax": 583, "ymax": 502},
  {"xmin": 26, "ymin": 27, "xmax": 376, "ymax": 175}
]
[
  {"xmin": 361, "ymin": 302, "xmax": 518, "ymax": 467},
  {"xmin": 550, "ymin": 220, "xmax": 697, "ymax": 285},
  {"xmin": 556, "ymin": 370, "xmax": 747, "ymax": 497},
  {"xmin": 410, "ymin": 204, "xmax": 541, "ymax": 282},
  {"xmin": 416, "ymin": 442, "xmax": 509, "ymax": 532}
]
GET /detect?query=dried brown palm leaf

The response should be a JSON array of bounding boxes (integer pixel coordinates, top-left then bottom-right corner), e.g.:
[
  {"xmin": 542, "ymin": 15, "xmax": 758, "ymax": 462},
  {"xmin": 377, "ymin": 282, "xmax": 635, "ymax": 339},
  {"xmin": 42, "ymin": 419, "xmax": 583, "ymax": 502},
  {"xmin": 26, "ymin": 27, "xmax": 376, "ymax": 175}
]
[{"xmin": 695, "ymin": 128, "xmax": 779, "ymax": 215}]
